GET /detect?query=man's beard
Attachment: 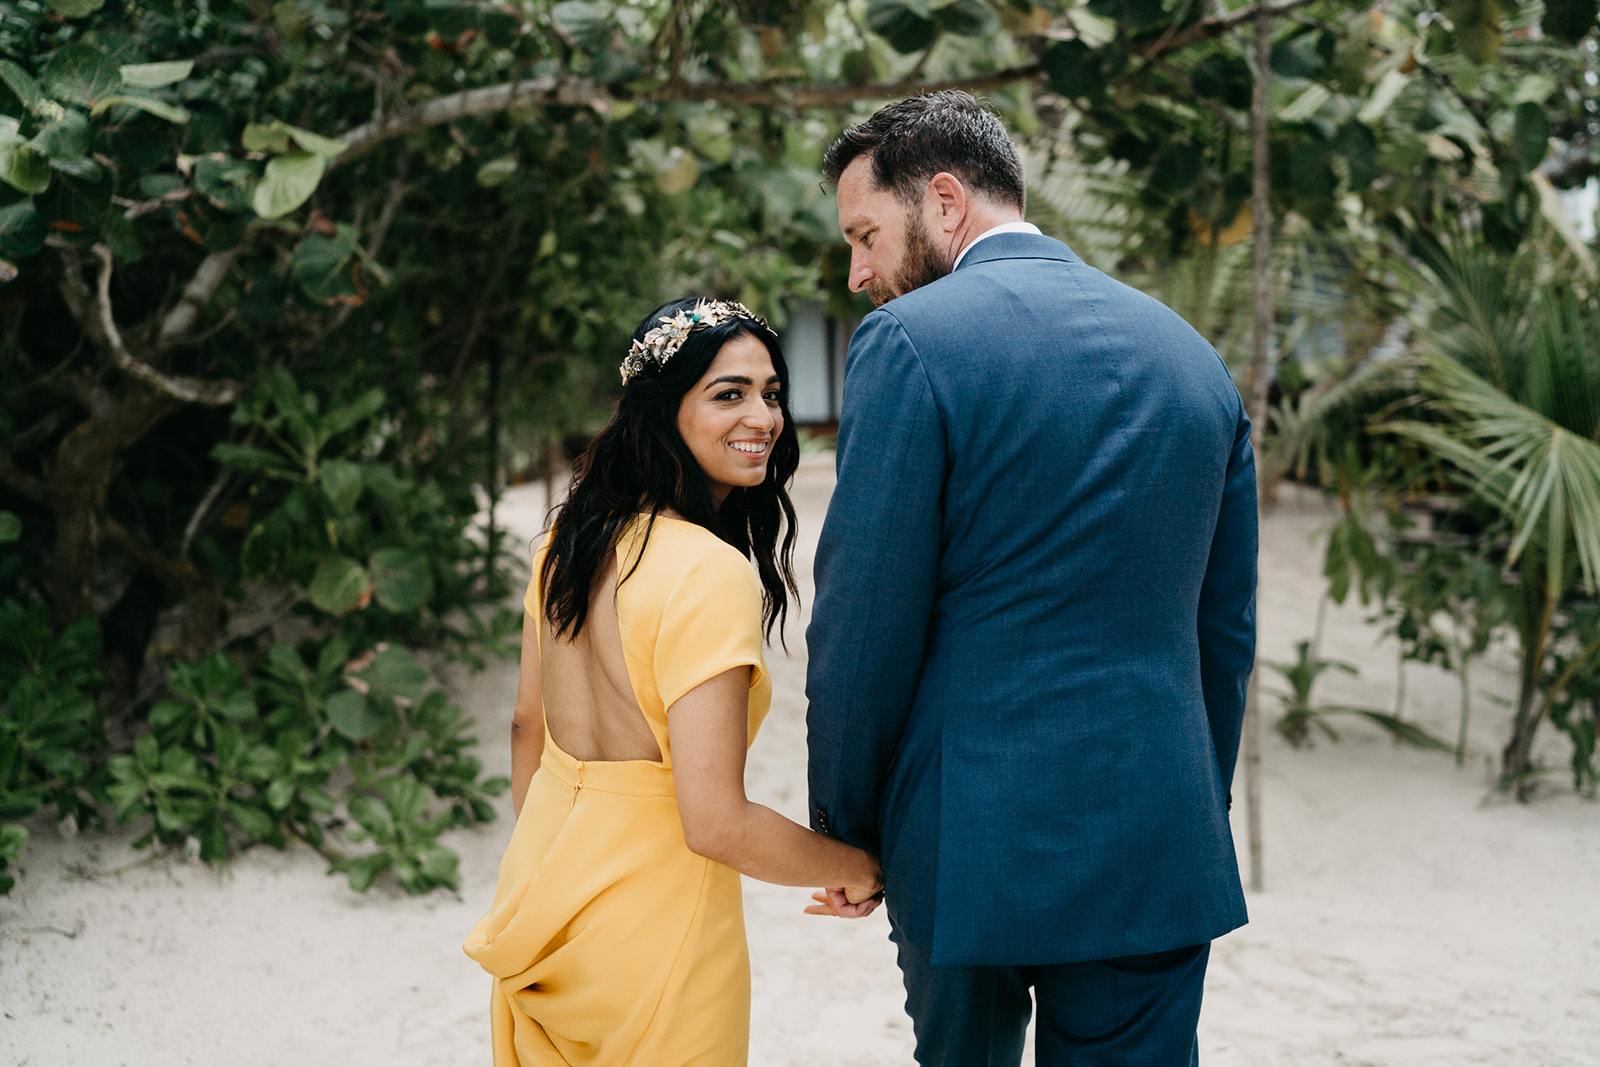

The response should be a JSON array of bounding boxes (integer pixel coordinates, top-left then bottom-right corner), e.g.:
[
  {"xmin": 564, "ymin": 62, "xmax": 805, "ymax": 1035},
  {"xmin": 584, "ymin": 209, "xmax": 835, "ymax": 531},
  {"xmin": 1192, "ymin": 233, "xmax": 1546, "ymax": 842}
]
[{"xmin": 866, "ymin": 212, "xmax": 950, "ymax": 307}]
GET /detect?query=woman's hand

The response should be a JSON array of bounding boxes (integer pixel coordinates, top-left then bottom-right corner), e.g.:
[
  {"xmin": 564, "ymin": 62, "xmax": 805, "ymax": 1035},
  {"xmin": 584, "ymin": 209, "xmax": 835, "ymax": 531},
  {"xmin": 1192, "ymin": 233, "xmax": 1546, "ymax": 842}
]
[{"xmin": 804, "ymin": 886, "xmax": 884, "ymax": 919}]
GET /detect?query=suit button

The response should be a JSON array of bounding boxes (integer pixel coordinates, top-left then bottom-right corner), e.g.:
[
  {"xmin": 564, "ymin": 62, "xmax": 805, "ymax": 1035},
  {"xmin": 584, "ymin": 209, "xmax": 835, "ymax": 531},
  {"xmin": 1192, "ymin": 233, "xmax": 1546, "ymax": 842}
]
[{"xmin": 815, "ymin": 809, "xmax": 830, "ymax": 832}]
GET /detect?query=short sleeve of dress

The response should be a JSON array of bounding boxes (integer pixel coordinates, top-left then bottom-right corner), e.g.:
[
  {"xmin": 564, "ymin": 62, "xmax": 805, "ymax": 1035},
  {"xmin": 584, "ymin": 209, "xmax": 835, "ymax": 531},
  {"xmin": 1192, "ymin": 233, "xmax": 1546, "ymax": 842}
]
[
  {"xmin": 522, "ymin": 535, "xmax": 551, "ymax": 619},
  {"xmin": 653, "ymin": 541, "xmax": 767, "ymax": 712}
]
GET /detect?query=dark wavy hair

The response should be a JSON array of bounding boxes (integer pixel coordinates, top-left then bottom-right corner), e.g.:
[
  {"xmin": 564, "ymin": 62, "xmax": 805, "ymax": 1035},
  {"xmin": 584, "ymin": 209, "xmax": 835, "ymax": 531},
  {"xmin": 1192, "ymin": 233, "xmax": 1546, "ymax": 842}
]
[
  {"xmin": 822, "ymin": 90, "xmax": 1024, "ymax": 213},
  {"xmin": 540, "ymin": 297, "xmax": 800, "ymax": 644}
]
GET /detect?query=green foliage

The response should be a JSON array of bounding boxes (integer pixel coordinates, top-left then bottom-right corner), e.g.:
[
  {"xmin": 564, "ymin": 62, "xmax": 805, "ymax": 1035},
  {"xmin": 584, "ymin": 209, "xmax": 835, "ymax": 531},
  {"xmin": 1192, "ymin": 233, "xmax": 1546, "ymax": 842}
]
[
  {"xmin": 0, "ymin": 0, "xmax": 1593, "ymax": 894},
  {"xmin": 1267, "ymin": 640, "xmax": 1454, "ymax": 752},
  {"xmin": 334, "ymin": 774, "xmax": 460, "ymax": 895},
  {"xmin": 0, "ymin": 597, "xmax": 102, "ymax": 893},
  {"xmin": 105, "ymin": 640, "xmax": 503, "ymax": 893}
]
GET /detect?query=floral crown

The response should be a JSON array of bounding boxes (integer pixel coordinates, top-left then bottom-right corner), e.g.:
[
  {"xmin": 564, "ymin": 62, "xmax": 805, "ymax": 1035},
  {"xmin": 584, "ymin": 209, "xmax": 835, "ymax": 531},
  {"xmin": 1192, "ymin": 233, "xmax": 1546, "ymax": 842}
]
[{"xmin": 620, "ymin": 299, "xmax": 772, "ymax": 384}]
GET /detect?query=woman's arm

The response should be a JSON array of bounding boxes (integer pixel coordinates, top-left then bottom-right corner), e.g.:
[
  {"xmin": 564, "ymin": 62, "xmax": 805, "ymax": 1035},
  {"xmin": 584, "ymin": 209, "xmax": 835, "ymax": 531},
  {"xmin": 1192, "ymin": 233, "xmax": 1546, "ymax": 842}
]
[
  {"xmin": 669, "ymin": 667, "xmax": 882, "ymax": 907},
  {"xmin": 509, "ymin": 611, "xmax": 545, "ymax": 817}
]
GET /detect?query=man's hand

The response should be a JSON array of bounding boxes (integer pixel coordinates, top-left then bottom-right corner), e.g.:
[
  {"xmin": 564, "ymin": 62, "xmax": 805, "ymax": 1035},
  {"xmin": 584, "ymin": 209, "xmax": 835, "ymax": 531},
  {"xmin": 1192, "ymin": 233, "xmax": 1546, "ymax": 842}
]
[{"xmin": 804, "ymin": 886, "xmax": 884, "ymax": 919}]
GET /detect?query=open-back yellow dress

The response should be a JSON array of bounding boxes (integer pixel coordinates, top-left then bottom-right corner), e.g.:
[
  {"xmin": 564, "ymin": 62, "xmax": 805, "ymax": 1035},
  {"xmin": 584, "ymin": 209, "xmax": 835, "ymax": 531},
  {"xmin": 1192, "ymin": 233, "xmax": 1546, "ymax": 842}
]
[{"xmin": 463, "ymin": 514, "xmax": 770, "ymax": 1065}]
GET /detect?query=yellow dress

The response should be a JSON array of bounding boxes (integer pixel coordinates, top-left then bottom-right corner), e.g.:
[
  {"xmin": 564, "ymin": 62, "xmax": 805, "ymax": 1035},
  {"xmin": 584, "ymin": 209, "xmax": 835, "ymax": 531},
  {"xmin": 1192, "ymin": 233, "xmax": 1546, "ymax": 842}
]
[{"xmin": 464, "ymin": 515, "xmax": 771, "ymax": 1066}]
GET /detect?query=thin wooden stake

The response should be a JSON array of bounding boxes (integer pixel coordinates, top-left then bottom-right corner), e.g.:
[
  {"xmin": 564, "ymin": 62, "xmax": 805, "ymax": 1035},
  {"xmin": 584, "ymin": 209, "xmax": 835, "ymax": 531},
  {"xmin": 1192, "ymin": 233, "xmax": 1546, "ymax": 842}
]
[{"xmin": 1240, "ymin": 4, "xmax": 1276, "ymax": 895}]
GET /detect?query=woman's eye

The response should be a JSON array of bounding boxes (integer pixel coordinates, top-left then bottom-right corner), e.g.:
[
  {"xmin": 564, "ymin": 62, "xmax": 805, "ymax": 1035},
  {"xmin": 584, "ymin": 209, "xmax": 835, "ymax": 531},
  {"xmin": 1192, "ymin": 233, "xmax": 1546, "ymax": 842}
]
[
  {"xmin": 715, "ymin": 390, "xmax": 741, "ymax": 402},
  {"xmin": 764, "ymin": 391, "xmax": 782, "ymax": 403}
]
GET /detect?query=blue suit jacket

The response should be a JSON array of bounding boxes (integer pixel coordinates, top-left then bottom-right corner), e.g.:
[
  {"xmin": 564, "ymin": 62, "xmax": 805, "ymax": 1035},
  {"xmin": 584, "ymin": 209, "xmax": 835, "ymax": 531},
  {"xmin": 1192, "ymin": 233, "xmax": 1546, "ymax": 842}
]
[{"xmin": 806, "ymin": 233, "xmax": 1255, "ymax": 967}]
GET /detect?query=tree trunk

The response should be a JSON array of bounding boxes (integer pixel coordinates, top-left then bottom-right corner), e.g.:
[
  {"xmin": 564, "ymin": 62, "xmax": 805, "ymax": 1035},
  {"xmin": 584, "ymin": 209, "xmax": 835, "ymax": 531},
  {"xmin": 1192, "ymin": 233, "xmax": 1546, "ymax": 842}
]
[
  {"xmin": 1238, "ymin": 4, "xmax": 1275, "ymax": 895},
  {"xmin": 47, "ymin": 392, "xmax": 177, "ymax": 628},
  {"xmin": 1501, "ymin": 569, "xmax": 1554, "ymax": 797}
]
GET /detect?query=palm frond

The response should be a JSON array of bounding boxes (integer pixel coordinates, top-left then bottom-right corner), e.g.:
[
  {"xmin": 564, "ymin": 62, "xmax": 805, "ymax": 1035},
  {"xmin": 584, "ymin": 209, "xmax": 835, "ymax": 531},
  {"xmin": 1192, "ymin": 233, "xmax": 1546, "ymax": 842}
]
[
  {"xmin": 1265, "ymin": 356, "xmax": 1407, "ymax": 486},
  {"xmin": 1380, "ymin": 352, "xmax": 1600, "ymax": 595}
]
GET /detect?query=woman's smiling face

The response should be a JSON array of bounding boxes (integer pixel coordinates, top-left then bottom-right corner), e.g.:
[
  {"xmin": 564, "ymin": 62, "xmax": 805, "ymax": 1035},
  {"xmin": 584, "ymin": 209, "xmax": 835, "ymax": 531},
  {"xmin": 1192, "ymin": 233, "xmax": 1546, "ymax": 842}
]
[{"xmin": 676, "ymin": 332, "xmax": 784, "ymax": 507}]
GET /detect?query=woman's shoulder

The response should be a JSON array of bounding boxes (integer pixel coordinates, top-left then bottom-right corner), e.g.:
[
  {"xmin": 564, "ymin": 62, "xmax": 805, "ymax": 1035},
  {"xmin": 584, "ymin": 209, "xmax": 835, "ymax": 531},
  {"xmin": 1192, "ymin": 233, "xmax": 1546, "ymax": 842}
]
[{"xmin": 623, "ymin": 515, "xmax": 758, "ymax": 596}]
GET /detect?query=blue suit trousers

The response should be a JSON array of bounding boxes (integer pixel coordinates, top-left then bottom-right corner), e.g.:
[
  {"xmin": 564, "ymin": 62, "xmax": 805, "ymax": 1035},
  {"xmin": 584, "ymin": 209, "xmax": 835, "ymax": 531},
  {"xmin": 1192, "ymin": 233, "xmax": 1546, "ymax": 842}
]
[{"xmin": 892, "ymin": 926, "xmax": 1210, "ymax": 1066}]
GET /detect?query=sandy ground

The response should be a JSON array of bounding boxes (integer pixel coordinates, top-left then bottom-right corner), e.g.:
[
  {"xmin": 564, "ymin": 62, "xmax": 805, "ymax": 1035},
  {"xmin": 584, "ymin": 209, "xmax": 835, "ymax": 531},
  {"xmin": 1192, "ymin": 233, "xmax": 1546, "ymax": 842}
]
[{"xmin": 4, "ymin": 456, "xmax": 1599, "ymax": 1066}]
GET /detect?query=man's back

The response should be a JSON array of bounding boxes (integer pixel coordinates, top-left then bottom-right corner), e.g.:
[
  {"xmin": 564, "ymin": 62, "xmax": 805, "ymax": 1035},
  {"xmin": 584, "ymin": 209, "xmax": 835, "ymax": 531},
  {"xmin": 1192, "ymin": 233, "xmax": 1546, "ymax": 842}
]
[{"xmin": 806, "ymin": 232, "xmax": 1256, "ymax": 967}]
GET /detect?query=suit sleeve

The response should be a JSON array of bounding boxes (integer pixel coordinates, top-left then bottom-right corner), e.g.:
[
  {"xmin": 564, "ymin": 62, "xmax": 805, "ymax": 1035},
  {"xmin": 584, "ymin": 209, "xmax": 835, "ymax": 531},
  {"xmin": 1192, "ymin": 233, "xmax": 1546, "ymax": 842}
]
[
  {"xmin": 1197, "ymin": 404, "xmax": 1258, "ymax": 798},
  {"xmin": 805, "ymin": 311, "xmax": 946, "ymax": 852}
]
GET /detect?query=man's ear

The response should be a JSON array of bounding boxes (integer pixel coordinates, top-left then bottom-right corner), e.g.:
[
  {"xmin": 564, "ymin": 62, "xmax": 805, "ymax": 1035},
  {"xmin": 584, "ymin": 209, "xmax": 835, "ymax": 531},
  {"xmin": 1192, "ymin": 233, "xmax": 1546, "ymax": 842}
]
[{"xmin": 924, "ymin": 171, "xmax": 967, "ymax": 231}]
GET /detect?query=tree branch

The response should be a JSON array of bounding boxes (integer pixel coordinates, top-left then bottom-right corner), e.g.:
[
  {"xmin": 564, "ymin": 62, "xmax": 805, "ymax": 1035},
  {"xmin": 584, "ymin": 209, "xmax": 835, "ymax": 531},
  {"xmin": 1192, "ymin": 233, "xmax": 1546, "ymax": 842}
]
[
  {"xmin": 154, "ymin": 238, "xmax": 251, "ymax": 352},
  {"xmin": 91, "ymin": 246, "xmax": 244, "ymax": 407},
  {"xmin": 333, "ymin": 64, "xmax": 1047, "ymax": 165},
  {"xmin": 1135, "ymin": 0, "xmax": 1337, "ymax": 58}
]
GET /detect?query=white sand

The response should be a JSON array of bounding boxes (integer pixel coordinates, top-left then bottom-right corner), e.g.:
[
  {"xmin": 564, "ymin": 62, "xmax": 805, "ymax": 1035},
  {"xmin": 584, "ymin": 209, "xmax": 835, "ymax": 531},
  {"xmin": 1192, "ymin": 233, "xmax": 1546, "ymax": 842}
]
[{"xmin": 4, "ymin": 459, "xmax": 1598, "ymax": 1066}]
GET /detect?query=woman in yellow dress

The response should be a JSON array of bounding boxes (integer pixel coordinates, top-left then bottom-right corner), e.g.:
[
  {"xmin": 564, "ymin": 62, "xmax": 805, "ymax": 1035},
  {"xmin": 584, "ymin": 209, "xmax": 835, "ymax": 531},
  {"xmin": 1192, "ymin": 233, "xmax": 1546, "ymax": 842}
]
[{"xmin": 464, "ymin": 297, "xmax": 883, "ymax": 1065}]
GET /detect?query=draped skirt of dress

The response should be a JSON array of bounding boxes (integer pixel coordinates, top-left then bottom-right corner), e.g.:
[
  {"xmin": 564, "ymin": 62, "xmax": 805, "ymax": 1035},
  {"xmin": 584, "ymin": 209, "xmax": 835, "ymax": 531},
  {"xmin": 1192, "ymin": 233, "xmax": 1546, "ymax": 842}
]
[{"xmin": 463, "ymin": 734, "xmax": 750, "ymax": 1066}]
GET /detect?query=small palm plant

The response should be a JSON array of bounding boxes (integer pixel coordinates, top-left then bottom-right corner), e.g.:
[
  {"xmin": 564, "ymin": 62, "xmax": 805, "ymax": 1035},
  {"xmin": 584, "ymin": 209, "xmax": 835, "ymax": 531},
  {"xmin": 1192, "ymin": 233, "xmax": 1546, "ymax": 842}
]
[
  {"xmin": 1378, "ymin": 231, "xmax": 1600, "ymax": 797},
  {"xmin": 1268, "ymin": 640, "xmax": 1453, "ymax": 751}
]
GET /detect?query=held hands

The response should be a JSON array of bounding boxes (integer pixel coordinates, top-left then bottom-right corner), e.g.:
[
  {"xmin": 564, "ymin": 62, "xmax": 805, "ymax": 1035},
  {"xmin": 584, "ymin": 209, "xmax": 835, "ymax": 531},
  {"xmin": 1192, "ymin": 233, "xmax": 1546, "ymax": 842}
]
[
  {"xmin": 804, "ymin": 855, "xmax": 884, "ymax": 920},
  {"xmin": 805, "ymin": 887, "xmax": 884, "ymax": 919}
]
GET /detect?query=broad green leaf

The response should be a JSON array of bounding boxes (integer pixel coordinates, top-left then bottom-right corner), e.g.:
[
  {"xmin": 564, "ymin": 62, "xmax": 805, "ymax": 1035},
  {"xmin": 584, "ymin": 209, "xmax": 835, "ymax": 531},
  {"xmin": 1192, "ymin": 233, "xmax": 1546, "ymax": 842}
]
[
  {"xmin": 348, "ymin": 793, "xmax": 392, "ymax": 836},
  {"xmin": 0, "ymin": 145, "xmax": 51, "ymax": 195},
  {"xmin": 265, "ymin": 779, "xmax": 295, "ymax": 811},
  {"xmin": 342, "ymin": 852, "xmax": 390, "ymax": 893},
  {"xmin": 476, "ymin": 155, "xmax": 517, "ymax": 188},
  {"xmin": 36, "ymin": 161, "xmax": 111, "ymax": 228},
  {"xmin": 1190, "ymin": 53, "xmax": 1252, "ymax": 111},
  {"xmin": 0, "ymin": 203, "xmax": 46, "ymax": 258},
  {"xmin": 867, "ymin": 0, "xmax": 938, "ymax": 53},
  {"xmin": 321, "ymin": 388, "xmax": 385, "ymax": 439},
  {"xmin": 381, "ymin": 774, "xmax": 428, "ymax": 824},
  {"xmin": 0, "ymin": 824, "xmax": 29, "ymax": 857},
  {"xmin": 118, "ymin": 60, "xmax": 194, "ymax": 89},
  {"xmin": 362, "ymin": 646, "xmax": 428, "ymax": 701},
  {"xmin": 552, "ymin": 1, "xmax": 606, "ymax": 51},
  {"xmin": 1542, "ymin": 0, "xmax": 1599, "ymax": 42},
  {"xmin": 29, "ymin": 110, "xmax": 90, "ymax": 161},
  {"xmin": 934, "ymin": 0, "xmax": 997, "ymax": 36},
  {"xmin": 1042, "ymin": 40, "xmax": 1100, "ymax": 100},
  {"xmin": 39, "ymin": 44, "xmax": 123, "ymax": 110},
  {"xmin": 1087, "ymin": 0, "xmax": 1162, "ymax": 31},
  {"xmin": 211, "ymin": 442, "xmax": 293, "ymax": 473},
  {"xmin": 47, "ymin": 0, "xmax": 108, "ymax": 16},
  {"xmin": 1510, "ymin": 101, "xmax": 1550, "ymax": 173},
  {"xmin": 291, "ymin": 229, "xmax": 361, "ymax": 303},
  {"xmin": 1357, "ymin": 69, "xmax": 1409, "ymax": 123},
  {"xmin": 242, "ymin": 123, "xmax": 293, "ymax": 154},
  {"xmin": 252, "ymin": 151, "xmax": 324, "ymax": 220},
  {"xmin": 220, "ymin": 689, "xmax": 258, "ymax": 722},
  {"xmin": 193, "ymin": 156, "xmax": 258, "ymax": 213},
  {"xmin": 1450, "ymin": 0, "xmax": 1502, "ymax": 64},
  {"xmin": 0, "ymin": 511, "xmax": 20, "ymax": 544},
  {"xmin": 1270, "ymin": 31, "xmax": 1330, "ymax": 79},
  {"xmin": 0, "ymin": 61, "xmax": 44, "ymax": 112},
  {"xmin": 1279, "ymin": 83, "xmax": 1333, "ymax": 123},
  {"xmin": 226, "ymin": 800, "xmax": 277, "ymax": 840},
  {"xmin": 328, "ymin": 690, "xmax": 387, "ymax": 741},
  {"xmin": 242, "ymin": 120, "xmax": 346, "ymax": 159},
  {"xmin": 101, "ymin": 208, "xmax": 142, "ymax": 263},
  {"xmin": 416, "ymin": 844, "xmax": 460, "ymax": 885},
  {"xmin": 370, "ymin": 548, "xmax": 433, "ymax": 612},
  {"xmin": 91, "ymin": 95, "xmax": 191, "ymax": 124},
  {"xmin": 319, "ymin": 459, "xmax": 363, "ymax": 514},
  {"xmin": 653, "ymin": 148, "xmax": 698, "ymax": 195},
  {"xmin": 1334, "ymin": 123, "xmax": 1379, "ymax": 191},
  {"xmin": 308, "ymin": 554, "xmax": 370, "ymax": 614}
]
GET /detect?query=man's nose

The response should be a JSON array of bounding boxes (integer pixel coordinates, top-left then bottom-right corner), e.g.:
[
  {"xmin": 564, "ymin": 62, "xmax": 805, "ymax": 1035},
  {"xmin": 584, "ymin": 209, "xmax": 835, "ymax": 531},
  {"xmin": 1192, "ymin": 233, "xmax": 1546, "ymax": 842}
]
[{"xmin": 848, "ymin": 249, "xmax": 873, "ymax": 293}]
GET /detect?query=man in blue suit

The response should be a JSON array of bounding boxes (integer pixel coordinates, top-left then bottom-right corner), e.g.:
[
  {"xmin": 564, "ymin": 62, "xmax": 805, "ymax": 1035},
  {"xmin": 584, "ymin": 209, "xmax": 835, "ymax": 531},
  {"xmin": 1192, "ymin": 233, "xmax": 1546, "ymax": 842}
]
[{"xmin": 805, "ymin": 92, "xmax": 1257, "ymax": 1065}]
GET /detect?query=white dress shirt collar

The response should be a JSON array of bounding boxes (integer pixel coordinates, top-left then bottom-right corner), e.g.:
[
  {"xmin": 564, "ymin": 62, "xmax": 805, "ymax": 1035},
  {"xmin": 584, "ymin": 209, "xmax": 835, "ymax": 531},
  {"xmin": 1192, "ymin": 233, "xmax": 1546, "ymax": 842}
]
[{"xmin": 952, "ymin": 221, "xmax": 1044, "ymax": 270}]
